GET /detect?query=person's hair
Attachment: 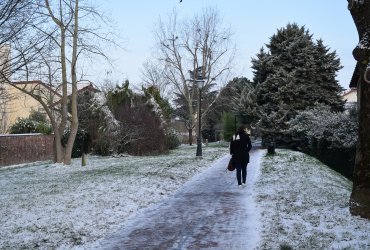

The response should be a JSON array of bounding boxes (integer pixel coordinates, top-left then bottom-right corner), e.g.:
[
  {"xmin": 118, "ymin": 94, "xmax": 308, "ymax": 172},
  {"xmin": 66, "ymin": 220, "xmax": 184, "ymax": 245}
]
[{"xmin": 236, "ymin": 125, "xmax": 247, "ymax": 134}]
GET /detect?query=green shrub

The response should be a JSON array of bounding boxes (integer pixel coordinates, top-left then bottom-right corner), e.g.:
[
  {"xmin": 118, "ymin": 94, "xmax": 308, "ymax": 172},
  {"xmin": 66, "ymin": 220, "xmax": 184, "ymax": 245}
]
[
  {"xmin": 62, "ymin": 128, "xmax": 90, "ymax": 158},
  {"xmin": 165, "ymin": 128, "xmax": 181, "ymax": 149},
  {"xmin": 287, "ymin": 104, "xmax": 358, "ymax": 179},
  {"xmin": 222, "ymin": 112, "xmax": 238, "ymax": 142},
  {"xmin": 280, "ymin": 244, "xmax": 293, "ymax": 250},
  {"xmin": 93, "ymin": 134, "xmax": 113, "ymax": 156},
  {"xmin": 9, "ymin": 118, "xmax": 37, "ymax": 134},
  {"xmin": 35, "ymin": 122, "xmax": 53, "ymax": 134},
  {"xmin": 29, "ymin": 110, "xmax": 47, "ymax": 123},
  {"xmin": 9, "ymin": 110, "xmax": 52, "ymax": 135},
  {"xmin": 9, "ymin": 117, "xmax": 51, "ymax": 134}
]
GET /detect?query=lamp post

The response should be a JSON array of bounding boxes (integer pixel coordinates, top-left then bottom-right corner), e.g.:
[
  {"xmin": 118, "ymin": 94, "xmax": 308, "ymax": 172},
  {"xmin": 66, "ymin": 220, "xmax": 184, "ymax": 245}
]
[{"xmin": 196, "ymin": 77, "xmax": 205, "ymax": 157}]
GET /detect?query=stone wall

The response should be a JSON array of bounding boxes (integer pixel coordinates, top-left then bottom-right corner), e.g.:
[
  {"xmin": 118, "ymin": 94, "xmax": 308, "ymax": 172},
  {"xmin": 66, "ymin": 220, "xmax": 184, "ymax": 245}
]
[{"xmin": 0, "ymin": 134, "xmax": 54, "ymax": 167}]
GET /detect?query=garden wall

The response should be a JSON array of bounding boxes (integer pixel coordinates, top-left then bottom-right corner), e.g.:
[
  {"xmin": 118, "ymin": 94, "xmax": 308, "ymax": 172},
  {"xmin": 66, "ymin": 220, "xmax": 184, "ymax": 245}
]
[{"xmin": 0, "ymin": 134, "xmax": 54, "ymax": 167}]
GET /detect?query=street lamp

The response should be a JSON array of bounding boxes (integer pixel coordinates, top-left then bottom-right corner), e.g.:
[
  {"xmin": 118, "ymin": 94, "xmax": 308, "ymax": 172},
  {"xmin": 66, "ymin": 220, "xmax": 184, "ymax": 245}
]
[{"xmin": 196, "ymin": 77, "xmax": 205, "ymax": 157}]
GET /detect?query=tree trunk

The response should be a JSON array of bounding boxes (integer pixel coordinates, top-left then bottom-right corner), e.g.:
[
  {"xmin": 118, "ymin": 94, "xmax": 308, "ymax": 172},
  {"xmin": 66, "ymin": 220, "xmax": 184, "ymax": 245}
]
[
  {"xmin": 63, "ymin": 0, "xmax": 79, "ymax": 165},
  {"xmin": 350, "ymin": 73, "xmax": 370, "ymax": 219},
  {"xmin": 45, "ymin": 0, "xmax": 70, "ymax": 165},
  {"xmin": 54, "ymin": 131, "xmax": 64, "ymax": 163},
  {"xmin": 348, "ymin": 0, "xmax": 370, "ymax": 219},
  {"xmin": 187, "ymin": 102, "xmax": 194, "ymax": 145},
  {"xmin": 188, "ymin": 128, "xmax": 193, "ymax": 145}
]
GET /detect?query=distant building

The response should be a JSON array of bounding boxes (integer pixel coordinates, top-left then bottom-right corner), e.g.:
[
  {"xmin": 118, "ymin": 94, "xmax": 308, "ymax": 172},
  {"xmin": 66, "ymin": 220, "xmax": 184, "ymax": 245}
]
[
  {"xmin": 341, "ymin": 88, "xmax": 357, "ymax": 109},
  {"xmin": 0, "ymin": 45, "xmax": 11, "ymax": 133},
  {"xmin": 170, "ymin": 117, "xmax": 190, "ymax": 144},
  {"xmin": 0, "ymin": 44, "xmax": 10, "ymax": 78},
  {"xmin": 3, "ymin": 80, "xmax": 98, "ymax": 133}
]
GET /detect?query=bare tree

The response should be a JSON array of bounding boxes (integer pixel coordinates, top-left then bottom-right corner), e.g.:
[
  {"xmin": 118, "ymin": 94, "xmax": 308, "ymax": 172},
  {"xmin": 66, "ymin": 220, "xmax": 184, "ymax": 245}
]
[
  {"xmin": 0, "ymin": 0, "xmax": 45, "ymax": 80},
  {"xmin": 141, "ymin": 60, "xmax": 170, "ymax": 99},
  {"xmin": 45, "ymin": 0, "xmax": 79, "ymax": 165},
  {"xmin": 154, "ymin": 8, "xmax": 234, "ymax": 144},
  {"xmin": 1, "ymin": 0, "xmax": 115, "ymax": 165},
  {"xmin": 0, "ymin": 0, "xmax": 44, "ymax": 132},
  {"xmin": 348, "ymin": 0, "xmax": 370, "ymax": 219},
  {"xmin": 0, "ymin": 0, "xmax": 33, "ymax": 45},
  {"xmin": 3, "ymin": 0, "xmax": 81, "ymax": 165}
]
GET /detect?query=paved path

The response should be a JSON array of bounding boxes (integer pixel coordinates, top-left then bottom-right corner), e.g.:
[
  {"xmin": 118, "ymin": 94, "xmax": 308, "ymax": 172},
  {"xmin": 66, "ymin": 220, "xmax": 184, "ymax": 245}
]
[{"xmin": 95, "ymin": 148, "xmax": 264, "ymax": 250}]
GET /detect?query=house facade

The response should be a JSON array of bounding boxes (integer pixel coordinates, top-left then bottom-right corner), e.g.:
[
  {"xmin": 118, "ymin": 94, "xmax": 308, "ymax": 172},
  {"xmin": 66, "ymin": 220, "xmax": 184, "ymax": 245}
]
[
  {"xmin": 341, "ymin": 88, "xmax": 357, "ymax": 109},
  {"xmin": 2, "ymin": 80, "xmax": 97, "ymax": 133},
  {"xmin": 5, "ymin": 81, "xmax": 47, "ymax": 131},
  {"xmin": 0, "ymin": 45, "xmax": 11, "ymax": 133}
]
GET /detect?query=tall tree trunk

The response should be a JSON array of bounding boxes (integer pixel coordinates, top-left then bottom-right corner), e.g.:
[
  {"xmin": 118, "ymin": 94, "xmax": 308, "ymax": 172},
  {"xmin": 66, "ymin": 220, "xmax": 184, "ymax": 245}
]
[
  {"xmin": 348, "ymin": 0, "xmax": 370, "ymax": 219},
  {"xmin": 64, "ymin": 0, "xmax": 79, "ymax": 165},
  {"xmin": 54, "ymin": 131, "xmax": 64, "ymax": 163},
  {"xmin": 188, "ymin": 128, "xmax": 193, "ymax": 145},
  {"xmin": 187, "ymin": 102, "xmax": 194, "ymax": 145},
  {"xmin": 350, "ymin": 67, "xmax": 370, "ymax": 219},
  {"xmin": 45, "ymin": 0, "xmax": 69, "ymax": 164}
]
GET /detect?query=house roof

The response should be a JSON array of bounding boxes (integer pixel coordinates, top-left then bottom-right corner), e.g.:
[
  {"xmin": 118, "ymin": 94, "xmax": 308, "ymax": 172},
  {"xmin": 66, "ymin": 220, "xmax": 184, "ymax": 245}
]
[
  {"xmin": 12, "ymin": 80, "xmax": 99, "ymax": 95},
  {"xmin": 11, "ymin": 80, "xmax": 100, "ymax": 106},
  {"xmin": 12, "ymin": 80, "xmax": 63, "ymax": 98}
]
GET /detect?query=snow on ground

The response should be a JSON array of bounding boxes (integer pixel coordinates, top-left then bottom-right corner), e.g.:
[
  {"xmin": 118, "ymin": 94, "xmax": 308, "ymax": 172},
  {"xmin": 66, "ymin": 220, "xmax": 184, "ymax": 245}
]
[
  {"xmin": 1, "ymin": 144, "xmax": 370, "ymax": 249},
  {"xmin": 242, "ymin": 149, "xmax": 264, "ymax": 249},
  {"xmin": 0, "ymin": 143, "xmax": 230, "ymax": 249},
  {"xmin": 256, "ymin": 149, "xmax": 370, "ymax": 249}
]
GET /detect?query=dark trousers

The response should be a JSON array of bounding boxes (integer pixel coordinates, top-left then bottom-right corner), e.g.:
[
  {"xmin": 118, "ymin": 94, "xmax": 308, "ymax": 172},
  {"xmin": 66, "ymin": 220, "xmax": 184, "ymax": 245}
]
[{"xmin": 235, "ymin": 163, "xmax": 247, "ymax": 185}]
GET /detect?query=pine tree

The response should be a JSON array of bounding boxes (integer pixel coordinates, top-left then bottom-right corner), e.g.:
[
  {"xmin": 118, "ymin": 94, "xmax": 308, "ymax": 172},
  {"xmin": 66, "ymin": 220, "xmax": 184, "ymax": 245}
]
[
  {"xmin": 221, "ymin": 112, "xmax": 237, "ymax": 142},
  {"xmin": 208, "ymin": 77, "xmax": 253, "ymax": 130},
  {"xmin": 251, "ymin": 48, "xmax": 271, "ymax": 86},
  {"xmin": 230, "ymin": 80, "xmax": 260, "ymax": 128},
  {"xmin": 173, "ymin": 80, "xmax": 217, "ymax": 141},
  {"xmin": 312, "ymin": 39, "xmax": 344, "ymax": 111},
  {"xmin": 213, "ymin": 77, "xmax": 250, "ymax": 115},
  {"xmin": 254, "ymin": 23, "xmax": 345, "ymax": 146},
  {"xmin": 142, "ymin": 85, "xmax": 173, "ymax": 121}
]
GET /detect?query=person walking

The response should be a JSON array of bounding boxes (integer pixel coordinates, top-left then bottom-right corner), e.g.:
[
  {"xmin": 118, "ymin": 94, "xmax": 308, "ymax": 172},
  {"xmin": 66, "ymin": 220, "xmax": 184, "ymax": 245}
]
[{"xmin": 230, "ymin": 125, "xmax": 252, "ymax": 188}]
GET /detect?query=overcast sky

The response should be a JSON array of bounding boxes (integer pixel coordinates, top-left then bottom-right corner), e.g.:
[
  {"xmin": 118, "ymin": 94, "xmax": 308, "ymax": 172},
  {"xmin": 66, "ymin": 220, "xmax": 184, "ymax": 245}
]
[{"xmin": 90, "ymin": 0, "xmax": 358, "ymax": 90}]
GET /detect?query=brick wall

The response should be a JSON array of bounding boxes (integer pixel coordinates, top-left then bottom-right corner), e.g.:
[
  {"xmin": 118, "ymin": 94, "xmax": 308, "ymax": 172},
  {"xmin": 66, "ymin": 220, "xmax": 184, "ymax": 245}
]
[{"xmin": 0, "ymin": 134, "xmax": 54, "ymax": 167}]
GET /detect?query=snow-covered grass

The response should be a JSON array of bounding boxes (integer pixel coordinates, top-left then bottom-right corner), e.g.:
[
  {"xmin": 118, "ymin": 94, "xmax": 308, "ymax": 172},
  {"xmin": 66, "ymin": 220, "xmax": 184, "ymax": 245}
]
[
  {"xmin": 0, "ymin": 143, "xmax": 229, "ymax": 249},
  {"xmin": 2, "ymin": 145, "xmax": 370, "ymax": 249},
  {"xmin": 256, "ymin": 149, "xmax": 370, "ymax": 249}
]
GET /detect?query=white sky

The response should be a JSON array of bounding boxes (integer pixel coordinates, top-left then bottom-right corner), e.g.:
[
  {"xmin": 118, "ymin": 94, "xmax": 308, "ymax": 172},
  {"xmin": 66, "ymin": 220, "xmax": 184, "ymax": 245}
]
[{"xmin": 89, "ymin": 0, "xmax": 358, "ymax": 90}]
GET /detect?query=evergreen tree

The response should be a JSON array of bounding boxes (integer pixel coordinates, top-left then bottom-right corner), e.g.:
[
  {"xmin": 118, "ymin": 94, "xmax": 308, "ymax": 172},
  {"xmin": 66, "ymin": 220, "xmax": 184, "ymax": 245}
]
[
  {"xmin": 311, "ymin": 39, "xmax": 344, "ymax": 111},
  {"xmin": 200, "ymin": 78, "xmax": 239, "ymax": 141},
  {"xmin": 76, "ymin": 90, "xmax": 100, "ymax": 153},
  {"xmin": 230, "ymin": 80, "xmax": 260, "ymax": 129},
  {"xmin": 251, "ymin": 48, "xmax": 271, "ymax": 86},
  {"xmin": 201, "ymin": 77, "xmax": 259, "ymax": 140},
  {"xmin": 106, "ymin": 80, "xmax": 134, "ymax": 117},
  {"xmin": 142, "ymin": 85, "xmax": 173, "ymax": 121},
  {"xmin": 254, "ymin": 23, "xmax": 345, "ymax": 145},
  {"xmin": 100, "ymin": 82, "xmax": 177, "ymax": 155},
  {"xmin": 221, "ymin": 112, "xmax": 238, "ymax": 142},
  {"xmin": 173, "ymin": 80, "xmax": 217, "ymax": 133},
  {"xmin": 213, "ymin": 78, "xmax": 247, "ymax": 114},
  {"xmin": 210, "ymin": 77, "xmax": 249, "ymax": 122},
  {"xmin": 204, "ymin": 77, "xmax": 251, "ymax": 140}
]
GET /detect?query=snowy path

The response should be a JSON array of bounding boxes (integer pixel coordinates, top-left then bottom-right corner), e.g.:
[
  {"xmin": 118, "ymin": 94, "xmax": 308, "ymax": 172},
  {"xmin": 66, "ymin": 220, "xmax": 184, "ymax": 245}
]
[{"xmin": 94, "ymin": 148, "xmax": 265, "ymax": 250}]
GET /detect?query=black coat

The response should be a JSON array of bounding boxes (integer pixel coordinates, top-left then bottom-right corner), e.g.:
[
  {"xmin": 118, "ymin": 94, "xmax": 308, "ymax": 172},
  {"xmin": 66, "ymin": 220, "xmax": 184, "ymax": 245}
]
[{"xmin": 230, "ymin": 132, "xmax": 252, "ymax": 165}]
